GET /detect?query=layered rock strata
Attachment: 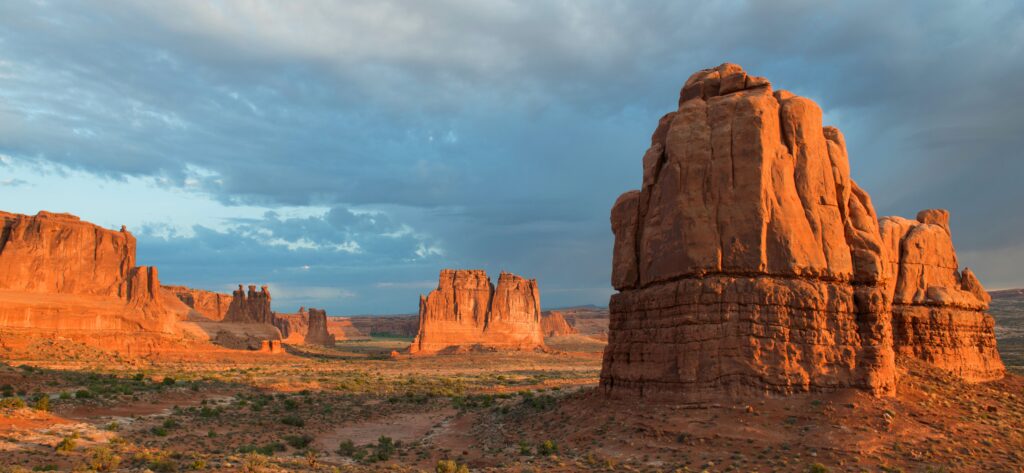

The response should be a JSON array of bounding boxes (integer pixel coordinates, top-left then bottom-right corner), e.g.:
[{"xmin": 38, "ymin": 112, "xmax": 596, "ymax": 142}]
[
  {"xmin": 276, "ymin": 308, "xmax": 336, "ymax": 346},
  {"xmin": 409, "ymin": 269, "xmax": 545, "ymax": 354},
  {"xmin": 163, "ymin": 285, "xmax": 230, "ymax": 321},
  {"xmin": 0, "ymin": 211, "xmax": 175, "ymax": 341},
  {"xmin": 880, "ymin": 211, "xmax": 1003, "ymax": 381},
  {"xmin": 600, "ymin": 64, "xmax": 1002, "ymax": 402}
]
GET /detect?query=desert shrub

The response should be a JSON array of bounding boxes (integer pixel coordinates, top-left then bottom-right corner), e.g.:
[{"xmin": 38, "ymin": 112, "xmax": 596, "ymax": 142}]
[
  {"xmin": 284, "ymin": 434, "xmax": 313, "ymax": 449},
  {"xmin": 337, "ymin": 439, "xmax": 357, "ymax": 456},
  {"xmin": 374, "ymin": 435, "xmax": 396, "ymax": 461},
  {"xmin": 163, "ymin": 418, "xmax": 179, "ymax": 429},
  {"xmin": 74, "ymin": 389, "xmax": 93, "ymax": 399},
  {"xmin": 33, "ymin": 395, "xmax": 49, "ymax": 412},
  {"xmin": 55, "ymin": 433, "xmax": 78, "ymax": 453},
  {"xmin": 537, "ymin": 439, "xmax": 558, "ymax": 456},
  {"xmin": 161, "ymin": 377, "xmax": 176, "ymax": 386},
  {"xmin": 282, "ymin": 398, "xmax": 299, "ymax": 410},
  {"xmin": 104, "ymin": 421, "xmax": 120, "ymax": 431},
  {"xmin": 518, "ymin": 440, "xmax": 532, "ymax": 455},
  {"xmin": 151, "ymin": 426, "xmax": 169, "ymax": 436},
  {"xmin": 808, "ymin": 464, "xmax": 830, "ymax": 473},
  {"xmin": 199, "ymin": 406, "xmax": 220, "ymax": 418},
  {"xmin": 436, "ymin": 459, "xmax": 470, "ymax": 473},
  {"xmin": 0, "ymin": 384, "xmax": 13, "ymax": 397},
  {"xmin": 240, "ymin": 452, "xmax": 267, "ymax": 473},
  {"xmin": 58, "ymin": 391, "xmax": 71, "ymax": 400},
  {"xmin": 0, "ymin": 397, "xmax": 26, "ymax": 409},
  {"xmin": 88, "ymin": 446, "xmax": 121, "ymax": 471},
  {"xmin": 519, "ymin": 392, "xmax": 556, "ymax": 410},
  {"xmin": 280, "ymin": 415, "xmax": 305, "ymax": 427}
]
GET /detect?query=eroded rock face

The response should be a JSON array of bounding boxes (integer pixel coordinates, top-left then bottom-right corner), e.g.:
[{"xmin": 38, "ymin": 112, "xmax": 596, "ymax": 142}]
[
  {"xmin": 409, "ymin": 269, "xmax": 545, "ymax": 354},
  {"xmin": 348, "ymin": 315, "xmax": 418, "ymax": 337},
  {"xmin": 540, "ymin": 310, "xmax": 577, "ymax": 337},
  {"xmin": 880, "ymin": 213, "xmax": 1004, "ymax": 381},
  {"xmin": 223, "ymin": 285, "xmax": 276, "ymax": 325},
  {"xmin": 163, "ymin": 285, "xmax": 230, "ymax": 321},
  {"xmin": 0, "ymin": 210, "xmax": 177, "ymax": 349},
  {"xmin": 601, "ymin": 64, "xmax": 1002, "ymax": 402},
  {"xmin": 303, "ymin": 308, "xmax": 336, "ymax": 346}
]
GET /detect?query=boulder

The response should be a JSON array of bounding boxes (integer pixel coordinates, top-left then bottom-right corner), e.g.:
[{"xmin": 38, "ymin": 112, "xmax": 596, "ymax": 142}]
[
  {"xmin": 409, "ymin": 269, "xmax": 545, "ymax": 354},
  {"xmin": 600, "ymin": 64, "xmax": 1001, "ymax": 402}
]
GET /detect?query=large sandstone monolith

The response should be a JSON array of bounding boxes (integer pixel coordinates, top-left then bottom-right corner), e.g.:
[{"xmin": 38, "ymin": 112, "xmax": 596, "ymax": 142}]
[
  {"xmin": 600, "ymin": 64, "xmax": 1002, "ymax": 402},
  {"xmin": 303, "ymin": 308, "xmax": 336, "ymax": 346},
  {"xmin": 223, "ymin": 284, "xmax": 276, "ymax": 325},
  {"xmin": 409, "ymin": 269, "xmax": 545, "ymax": 354},
  {"xmin": 880, "ymin": 211, "xmax": 1004, "ymax": 381},
  {"xmin": 163, "ymin": 285, "xmax": 231, "ymax": 321},
  {"xmin": 0, "ymin": 210, "xmax": 176, "ymax": 347}
]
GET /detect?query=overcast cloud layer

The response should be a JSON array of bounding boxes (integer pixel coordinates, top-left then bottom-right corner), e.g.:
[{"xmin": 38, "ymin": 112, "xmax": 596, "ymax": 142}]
[{"xmin": 1, "ymin": 1, "xmax": 1022, "ymax": 313}]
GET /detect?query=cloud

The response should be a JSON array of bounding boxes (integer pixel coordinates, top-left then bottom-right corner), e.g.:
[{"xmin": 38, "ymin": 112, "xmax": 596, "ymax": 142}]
[
  {"xmin": 0, "ymin": 178, "xmax": 26, "ymax": 187},
  {"xmin": 1, "ymin": 0, "xmax": 1023, "ymax": 310}
]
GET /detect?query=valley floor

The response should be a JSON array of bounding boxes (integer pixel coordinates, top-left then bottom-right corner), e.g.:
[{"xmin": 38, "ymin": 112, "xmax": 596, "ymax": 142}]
[{"xmin": 0, "ymin": 336, "xmax": 1022, "ymax": 472}]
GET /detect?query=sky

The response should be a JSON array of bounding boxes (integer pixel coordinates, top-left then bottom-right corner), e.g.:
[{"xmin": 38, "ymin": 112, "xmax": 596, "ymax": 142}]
[{"xmin": 1, "ymin": 1, "xmax": 1022, "ymax": 314}]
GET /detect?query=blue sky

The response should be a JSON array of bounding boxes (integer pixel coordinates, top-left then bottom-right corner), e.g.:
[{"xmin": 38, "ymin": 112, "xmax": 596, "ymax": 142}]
[{"xmin": 1, "ymin": 1, "xmax": 1022, "ymax": 314}]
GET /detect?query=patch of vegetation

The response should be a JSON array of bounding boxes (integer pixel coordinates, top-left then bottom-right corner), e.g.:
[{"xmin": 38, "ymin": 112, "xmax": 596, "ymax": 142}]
[
  {"xmin": 87, "ymin": 446, "xmax": 122, "ymax": 472},
  {"xmin": 284, "ymin": 434, "xmax": 313, "ymax": 449},
  {"xmin": 0, "ymin": 397, "xmax": 26, "ymax": 409},
  {"xmin": 280, "ymin": 414, "xmax": 305, "ymax": 427},
  {"xmin": 436, "ymin": 459, "xmax": 470, "ymax": 473},
  {"xmin": 537, "ymin": 439, "xmax": 558, "ymax": 456},
  {"xmin": 55, "ymin": 433, "xmax": 78, "ymax": 453}
]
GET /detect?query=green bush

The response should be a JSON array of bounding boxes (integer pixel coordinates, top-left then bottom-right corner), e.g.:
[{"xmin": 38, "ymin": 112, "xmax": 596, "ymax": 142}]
[
  {"xmin": 161, "ymin": 377, "xmax": 176, "ymax": 386},
  {"xmin": 55, "ymin": 433, "xmax": 78, "ymax": 452},
  {"xmin": 284, "ymin": 434, "xmax": 313, "ymax": 449},
  {"xmin": 74, "ymin": 389, "xmax": 93, "ymax": 399},
  {"xmin": 537, "ymin": 439, "xmax": 558, "ymax": 456},
  {"xmin": 33, "ymin": 395, "xmax": 49, "ymax": 412},
  {"xmin": 151, "ymin": 426, "xmax": 169, "ymax": 437},
  {"xmin": 280, "ymin": 415, "xmax": 305, "ymax": 427},
  {"xmin": 374, "ymin": 435, "xmax": 396, "ymax": 461},
  {"xmin": 436, "ymin": 459, "xmax": 470, "ymax": 473},
  {"xmin": 337, "ymin": 439, "xmax": 356, "ymax": 456},
  {"xmin": 88, "ymin": 446, "xmax": 122, "ymax": 472},
  {"xmin": 808, "ymin": 464, "xmax": 830, "ymax": 473},
  {"xmin": 0, "ymin": 397, "xmax": 26, "ymax": 409}
]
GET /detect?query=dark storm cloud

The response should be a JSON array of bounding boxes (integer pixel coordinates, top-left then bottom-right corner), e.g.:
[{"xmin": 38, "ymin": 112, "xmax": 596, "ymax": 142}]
[{"xmin": 1, "ymin": 0, "xmax": 1023, "ymax": 313}]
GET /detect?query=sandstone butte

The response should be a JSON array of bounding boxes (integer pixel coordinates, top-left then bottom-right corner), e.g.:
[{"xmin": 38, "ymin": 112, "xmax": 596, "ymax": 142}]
[
  {"xmin": 409, "ymin": 269, "xmax": 545, "ymax": 354},
  {"xmin": 223, "ymin": 284, "xmax": 276, "ymax": 325},
  {"xmin": 163, "ymin": 285, "xmax": 231, "ymax": 321},
  {"xmin": 0, "ymin": 211, "xmax": 177, "ymax": 352},
  {"xmin": 601, "ymin": 63, "xmax": 1003, "ymax": 402},
  {"xmin": 540, "ymin": 310, "xmax": 578, "ymax": 337},
  {"xmin": 275, "ymin": 307, "xmax": 337, "ymax": 346}
]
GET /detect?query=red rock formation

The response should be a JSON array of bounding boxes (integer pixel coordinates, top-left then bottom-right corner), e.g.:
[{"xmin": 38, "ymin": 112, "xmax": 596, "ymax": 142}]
[
  {"xmin": 601, "ymin": 64, "xmax": 1002, "ymax": 402},
  {"xmin": 223, "ymin": 284, "xmax": 276, "ymax": 325},
  {"xmin": 540, "ymin": 310, "xmax": 577, "ymax": 337},
  {"xmin": 277, "ymin": 309, "xmax": 367, "ymax": 343},
  {"xmin": 409, "ymin": 269, "xmax": 545, "ymax": 354},
  {"xmin": 303, "ymin": 308, "xmax": 335, "ymax": 346},
  {"xmin": 163, "ymin": 285, "xmax": 231, "ymax": 321},
  {"xmin": 348, "ymin": 315, "xmax": 418, "ymax": 337},
  {"xmin": 0, "ymin": 211, "xmax": 176, "ymax": 342},
  {"xmin": 881, "ymin": 212, "xmax": 1004, "ymax": 381},
  {"xmin": 258, "ymin": 339, "xmax": 284, "ymax": 354},
  {"xmin": 326, "ymin": 317, "xmax": 368, "ymax": 340}
]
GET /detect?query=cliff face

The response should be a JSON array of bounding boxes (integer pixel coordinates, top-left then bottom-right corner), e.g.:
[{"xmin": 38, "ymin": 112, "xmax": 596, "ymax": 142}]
[
  {"xmin": 303, "ymin": 308, "xmax": 336, "ymax": 346},
  {"xmin": 881, "ymin": 211, "xmax": 1004, "ymax": 381},
  {"xmin": 540, "ymin": 310, "xmax": 577, "ymax": 337},
  {"xmin": 0, "ymin": 211, "xmax": 136, "ymax": 298},
  {"xmin": 0, "ymin": 210, "xmax": 176, "ymax": 348},
  {"xmin": 163, "ymin": 285, "xmax": 231, "ymax": 321},
  {"xmin": 409, "ymin": 269, "xmax": 545, "ymax": 354},
  {"xmin": 348, "ymin": 315, "xmax": 418, "ymax": 337},
  {"xmin": 223, "ymin": 284, "xmax": 276, "ymax": 325},
  {"xmin": 600, "ymin": 64, "xmax": 1002, "ymax": 402}
]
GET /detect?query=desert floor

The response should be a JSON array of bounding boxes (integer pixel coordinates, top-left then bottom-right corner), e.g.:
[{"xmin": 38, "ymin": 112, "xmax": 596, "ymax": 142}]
[{"xmin": 1, "ymin": 334, "xmax": 1022, "ymax": 472}]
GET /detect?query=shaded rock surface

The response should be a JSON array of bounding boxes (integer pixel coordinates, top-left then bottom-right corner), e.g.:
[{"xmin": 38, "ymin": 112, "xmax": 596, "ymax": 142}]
[
  {"xmin": 540, "ymin": 310, "xmax": 578, "ymax": 337},
  {"xmin": 163, "ymin": 285, "xmax": 231, "ymax": 321},
  {"xmin": 409, "ymin": 269, "xmax": 545, "ymax": 354},
  {"xmin": 601, "ymin": 64, "xmax": 1002, "ymax": 402},
  {"xmin": 348, "ymin": 315, "xmax": 418, "ymax": 337}
]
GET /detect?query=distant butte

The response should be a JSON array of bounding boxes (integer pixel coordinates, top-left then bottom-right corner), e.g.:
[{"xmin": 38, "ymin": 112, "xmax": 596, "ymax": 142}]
[
  {"xmin": 601, "ymin": 63, "xmax": 1003, "ymax": 402},
  {"xmin": 410, "ymin": 269, "xmax": 545, "ymax": 354}
]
